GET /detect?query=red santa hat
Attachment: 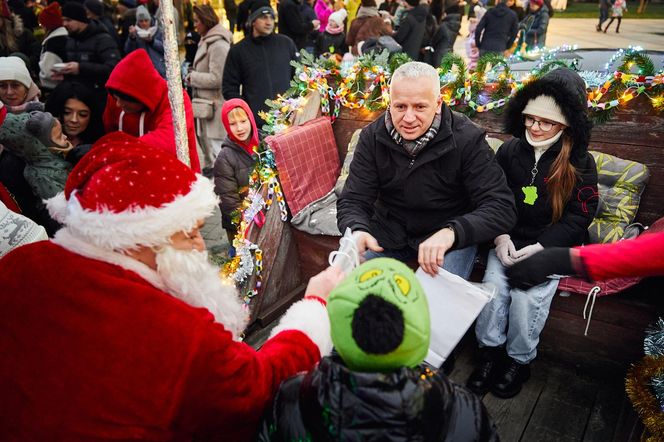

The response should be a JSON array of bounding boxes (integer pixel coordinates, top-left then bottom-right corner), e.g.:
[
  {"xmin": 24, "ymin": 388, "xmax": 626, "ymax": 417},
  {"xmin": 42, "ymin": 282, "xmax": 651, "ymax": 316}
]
[{"xmin": 46, "ymin": 132, "xmax": 218, "ymax": 250}]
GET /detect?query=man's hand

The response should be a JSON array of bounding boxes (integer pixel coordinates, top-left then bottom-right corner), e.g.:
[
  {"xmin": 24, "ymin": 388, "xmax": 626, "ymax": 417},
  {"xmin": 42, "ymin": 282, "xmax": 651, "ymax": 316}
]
[
  {"xmin": 304, "ymin": 266, "xmax": 346, "ymax": 301},
  {"xmin": 418, "ymin": 227, "xmax": 455, "ymax": 276},
  {"xmin": 50, "ymin": 70, "xmax": 65, "ymax": 81},
  {"xmin": 353, "ymin": 231, "xmax": 383, "ymax": 261},
  {"xmin": 60, "ymin": 62, "xmax": 80, "ymax": 75},
  {"xmin": 506, "ymin": 247, "xmax": 575, "ymax": 290}
]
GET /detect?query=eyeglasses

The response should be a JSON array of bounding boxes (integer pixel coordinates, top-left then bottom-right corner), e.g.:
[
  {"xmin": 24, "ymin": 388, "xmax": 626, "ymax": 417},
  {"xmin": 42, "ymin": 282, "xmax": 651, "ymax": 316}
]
[{"xmin": 524, "ymin": 116, "xmax": 557, "ymax": 132}]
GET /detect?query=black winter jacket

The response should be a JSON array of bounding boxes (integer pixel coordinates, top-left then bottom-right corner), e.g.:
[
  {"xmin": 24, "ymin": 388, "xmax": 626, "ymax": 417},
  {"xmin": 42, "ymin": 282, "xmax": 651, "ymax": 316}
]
[
  {"xmin": 64, "ymin": 21, "xmax": 121, "ymax": 90},
  {"xmin": 222, "ymin": 33, "xmax": 297, "ymax": 124},
  {"xmin": 337, "ymin": 105, "xmax": 517, "ymax": 251},
  {"xmin": 278, "ymin": 0, "xmax": 314, "ymax": 49},
  {"xmin": 502, "ymin": 67, "xmax": 598, "ymax": 249},
  {"xmin": 213, "ymin": 138, "xmax": 256, "ymax": 230},
  {"xmin": 315, "ymin": 32, "xmax": 347, "ymax": 57},
  {"xmin": 394, "ymin": 4, "xmax": 430, "ymax": 60},
  {"xmin": 475, "ymin": 3, "xmax": 518, "ymax": 53},
  {"xmin": 257, "ymin": 355, "xmax": 499, "ymax": 442}
]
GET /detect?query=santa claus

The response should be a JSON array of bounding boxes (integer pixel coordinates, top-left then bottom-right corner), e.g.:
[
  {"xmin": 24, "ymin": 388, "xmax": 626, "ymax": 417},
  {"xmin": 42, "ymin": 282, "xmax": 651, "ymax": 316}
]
[{"xmin": 0, "ymin": 132, "xmax": 342, "ymax": 441}]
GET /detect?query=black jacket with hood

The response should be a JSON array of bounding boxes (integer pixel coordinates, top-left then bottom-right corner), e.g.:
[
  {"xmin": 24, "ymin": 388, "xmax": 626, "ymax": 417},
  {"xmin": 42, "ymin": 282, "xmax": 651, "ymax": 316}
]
[
  {"xmin": 64, "ymin": 20, "xmax": 121, "ymax": 90},
  {"xmin": 257, "ymin": 355, "xmax": 499, "ymax": 442},
  {"xmin": 394, "ymin": 4, "xmax": 430, "ymax": 61},
  {"xmin": 500, "ymin": 68, "xmax": 598, "ymax": 249},
  {"xmin": 475, "ymin": 2, "xmax": 518, "ymax": 53},
  {"xmin": 337, "ymin": 105, "xmax": 517, "ymax": 251}
]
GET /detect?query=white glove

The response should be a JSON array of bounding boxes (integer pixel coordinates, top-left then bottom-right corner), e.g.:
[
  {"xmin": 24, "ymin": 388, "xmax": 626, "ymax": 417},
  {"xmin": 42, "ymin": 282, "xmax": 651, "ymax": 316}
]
[
  {"xmin": 512, "ymin": 242, "xmax": 544, "ymax": 263},
  {"xmin": 494, "ymin": 234, "xmax": 518, "ymax": 267}
]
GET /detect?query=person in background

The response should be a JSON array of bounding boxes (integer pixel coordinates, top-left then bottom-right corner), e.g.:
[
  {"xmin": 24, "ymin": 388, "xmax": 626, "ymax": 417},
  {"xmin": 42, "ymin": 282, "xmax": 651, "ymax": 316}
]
[
  {"xmin": 300, "ymin": 0, "xmax": 319, "ymax": 54},
  {"xmin": 0, "ymin": 55, "xmax": 40, "ymax": 113},
  {"xmin": 56, "ymin": 2, "xmax": 121, "ymax": 92},
  {"xmin": 38, "ymin": 2, "xmax": 68, "ymax": 92},
  {"xmin": 521, "ymin": 0, "xmax": 549, "ymax": 50},
  {"xmin": 465, "ymin": 1, "xmax": 486, "ymax": 69},
  {"xmin": 474, "ymin": 0, "xmax": 518, "ymax": 57},
  {"xmin": 314, "ymin": 0, "xmax": 334, "ymax": 33},
  {"xmin": 224, "ymin": 0, "xmax": 238, "ymax": 33},
  {"xmin": 124, "ymin": 4, "xmax": 166, "ymax": 78},
  {"xmin": 84, "ymin": 0, "xmax": 120, "ymax": 45},
  {"xmin": 0, "ymin": 1, "xmax": 39, "ymax": 76},
  {"xmin": 258, "ymin": 258, "xmax": 499, "ymax": 441},
  {"xmin": 603, "ymin": 0, "xmax": 626, "ymax": 33},
  {"xmin": 186, "ymin": 4, "xmax": 232, "ymax": 168},
  {"xmin": 278, "ymin": 0, "xmax": 320, "ymax": 49},
  {"xmin": 236, "ymin": 0, "xmax": 270, "ymax": 35},
  {"xmin": 507, "ymin": 0, "xmax": 525, "ymax": 20},
  {"xmin": 379, "ymin": 0, "xmax": 399, "ymax": 16},
  {"xmin": 393, "ymin": 0, "xmax": 430, "ymax": 61},
  {"xmin": 0, "ymin": 133, "xmax": 345, "ymax": 441},
  {"xmin": 345, "ymin": 0, "xmax": 389, "ymax": 56},
  {"xmin": 222, "ymin": 6, "xmax": 297, "ymax": 125},
  {"xmin": 315, "ymin": 8, "xmax": 347, "ymax": 57},
  {"xmin": 213, "ymin": 99, "xmax": 259, "ymax": 253},
  {"xmin": 103, "ymin": 49, "xmax": 201, "ymax": 172},
  {"xmin": 45, "ymin": 80, "xmax": 104, "ymax": 165},
  {"xmin": 117, "ymin": 0, "xmax": 138, "ymax": 50},
  {"xmin": 467, "ymin": 68, "xmax": 597, "ymax": 399}
]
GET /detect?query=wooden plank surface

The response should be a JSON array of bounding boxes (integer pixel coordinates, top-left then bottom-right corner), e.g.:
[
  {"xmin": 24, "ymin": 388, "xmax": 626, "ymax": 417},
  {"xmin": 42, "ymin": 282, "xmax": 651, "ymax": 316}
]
[{"xmin": 583, "ymin": 379, "xmax": 630, "ymax": 442}]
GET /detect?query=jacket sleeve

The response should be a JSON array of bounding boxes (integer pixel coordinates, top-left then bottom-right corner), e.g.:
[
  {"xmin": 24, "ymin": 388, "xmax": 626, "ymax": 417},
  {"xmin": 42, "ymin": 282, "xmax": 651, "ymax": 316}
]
[
  {"xmin": 474, "ymin": 14, "xmax": 487, "ymax": 47},
  {"xmin": 507, "ymin": 14, "xmax": 519, "ymax": 49},
  {"xmin": 446, "ymin": 130, "xmax": 517, "ymax": 249},
  {"xmin": 189, "ymin": 40, "xmax": 230, "ymax": 90},
  {"xmin": 577, "ymin": 232, "xmax": 664, "ymax": 281},
  {"xmin": 78, "ymin": 34, "xmax": 121, "ymax": 84},
  {"xmin": 38, "ymin": 51, "xmax": 63, "ymax": 85},
  {"xmin": 536, "ymin": 153, "xmax": 598, "ymax": 247},
  {"xmin": 175, "ymin": 299, "xmax": 331, "ymax": 437},
  {"xmin": 393, "ymin": 16, "xmax": 413, "ymax": 46},
  {"xmin": 222, "ymin": 47, "xmax": 243, "ymax": 100},
  {"xmin": 150, "ymin": 30, "xmax": 165, "ymax": 55},
  {"xmin": 213, "ymin": 150, "xmax": 243, "ymax": 220},
  {"xmin": 337, "ymin": 127, "xmax": 379, "ymax": 234}
]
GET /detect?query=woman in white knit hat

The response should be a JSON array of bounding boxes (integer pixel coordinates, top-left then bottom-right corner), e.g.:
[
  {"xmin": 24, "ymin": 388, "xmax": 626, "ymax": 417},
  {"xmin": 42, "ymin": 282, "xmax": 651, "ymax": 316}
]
[
  {"xmin": 467, "ymin": 68, "xmax": 598, "ymax": 399},
  {"xmin": 0, "ymin": 55, "xmax": 41, "ymax": 112}
]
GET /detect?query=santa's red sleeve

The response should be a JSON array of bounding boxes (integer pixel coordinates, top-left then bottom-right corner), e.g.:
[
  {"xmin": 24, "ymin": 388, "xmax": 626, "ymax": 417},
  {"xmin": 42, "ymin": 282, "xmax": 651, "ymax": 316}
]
[
  {"xmin": 576, "ymin": 232, "xmax": 664, "ymax": 281},
  {"xmin": 175, "ymin": 298, "xmax": 331, "ymax": 441}
]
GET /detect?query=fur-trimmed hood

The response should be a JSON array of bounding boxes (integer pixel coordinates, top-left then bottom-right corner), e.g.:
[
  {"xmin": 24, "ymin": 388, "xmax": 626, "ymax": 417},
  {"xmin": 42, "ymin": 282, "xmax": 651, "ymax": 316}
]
[{"xmin": 505, "ymin": 68, "xmax": 592, "ymax": 152}]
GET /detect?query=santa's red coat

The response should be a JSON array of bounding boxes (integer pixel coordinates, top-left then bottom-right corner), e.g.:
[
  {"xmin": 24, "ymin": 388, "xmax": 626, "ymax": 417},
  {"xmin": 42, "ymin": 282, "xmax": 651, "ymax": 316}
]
[
  {"xmin": 103, "ymin": 49, "xmax": 201, "ymax": 173},
  {"xmin": 0, "ymin": 239, "xmax": 326, "ymax": 441}
]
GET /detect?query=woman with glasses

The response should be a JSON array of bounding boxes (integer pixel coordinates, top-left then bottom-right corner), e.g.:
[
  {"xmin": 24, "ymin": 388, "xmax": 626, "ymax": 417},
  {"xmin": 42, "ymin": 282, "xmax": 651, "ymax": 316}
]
[{"xmin": 466, "ymin": 68, "xmax": 598, "ymax": 399}]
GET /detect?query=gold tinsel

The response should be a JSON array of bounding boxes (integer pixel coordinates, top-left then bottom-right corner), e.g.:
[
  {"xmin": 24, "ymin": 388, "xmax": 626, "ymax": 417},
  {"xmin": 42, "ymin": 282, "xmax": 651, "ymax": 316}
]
[{"xmin": 625, "ymin": 355, "xmax": 664, "ymax": 441}]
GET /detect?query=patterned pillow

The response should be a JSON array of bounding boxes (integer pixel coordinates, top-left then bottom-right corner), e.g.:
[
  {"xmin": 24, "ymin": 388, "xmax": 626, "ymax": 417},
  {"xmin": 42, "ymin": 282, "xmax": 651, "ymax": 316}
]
[
  {"xmin": 587, "ymin": 151, "xmax": 649, "ymax": 244},
  {"xmin": 266, "ymin": 117, "xmax": 340, "ymax": 217}
]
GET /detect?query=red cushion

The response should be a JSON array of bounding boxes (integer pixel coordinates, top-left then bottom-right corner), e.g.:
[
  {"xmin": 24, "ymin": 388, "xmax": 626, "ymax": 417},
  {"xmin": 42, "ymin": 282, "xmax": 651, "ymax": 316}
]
[{"xmin": 266, "ymin": 117, "xmax": 340, "ymax": 217}]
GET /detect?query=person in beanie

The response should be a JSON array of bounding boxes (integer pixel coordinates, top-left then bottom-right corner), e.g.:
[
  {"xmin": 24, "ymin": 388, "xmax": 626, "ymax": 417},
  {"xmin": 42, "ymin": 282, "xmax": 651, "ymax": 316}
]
[
  {"xmin": 314, "ymin": 7, "xmax": 347, "ymax": 57},
  {"xmin": 84, "ymin": 0, "xmax": 119, "ymax": 44},
  {"xmin": 124, "ymin": 4, "xmax": 166, "ymax": 77},
  {"xmin": 222, "ymin": 6, "xmax": 298, "ymax": 125},
  {"xmin": 38, "ymin": 2, "xmax": 68, "ymax": 91},
  {"xmin": 213, "ymin": 98, "xmax": 259, "ymax": 252},
  {"xmin": 55, "ymin": 1, "xmax": 120, "ymax": 91},
  {"xmin": 467, "ymin": 68, "xmax": 598, "ymax": 399},
  {"xmin": 258, "ymin": 258, "xmax": 498, "ymax": 441},
  {"xmin": 0, "ymin": 132, "xmax": 345, "ymax": 440},
  {"xmin": 0, "ymin": 55, "xmax": 41, "ymax": 111},
  {"xmin": 103, "ymin": 49, "xmax": 201, "ymax": 172}
]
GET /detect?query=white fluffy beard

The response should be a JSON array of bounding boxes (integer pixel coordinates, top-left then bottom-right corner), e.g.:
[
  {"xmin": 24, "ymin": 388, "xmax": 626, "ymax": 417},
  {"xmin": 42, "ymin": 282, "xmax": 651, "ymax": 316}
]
[{"xmin": 155, "ymin": 245, "xmax": 249, "ymax": 339}]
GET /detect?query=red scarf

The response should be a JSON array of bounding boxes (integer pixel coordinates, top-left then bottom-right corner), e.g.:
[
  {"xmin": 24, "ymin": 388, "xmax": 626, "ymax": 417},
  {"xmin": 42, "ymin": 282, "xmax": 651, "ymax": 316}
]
[{"xmin": 220, "ymin": 99, "xmax": 259, "ymax": 156}]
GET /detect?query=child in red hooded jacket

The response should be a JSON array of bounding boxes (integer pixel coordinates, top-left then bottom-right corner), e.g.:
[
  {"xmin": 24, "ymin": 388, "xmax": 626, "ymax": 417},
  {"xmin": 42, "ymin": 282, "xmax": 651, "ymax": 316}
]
[{"xmin": 213, "ymin": 99, "xmax": 259, "ymax": 252}]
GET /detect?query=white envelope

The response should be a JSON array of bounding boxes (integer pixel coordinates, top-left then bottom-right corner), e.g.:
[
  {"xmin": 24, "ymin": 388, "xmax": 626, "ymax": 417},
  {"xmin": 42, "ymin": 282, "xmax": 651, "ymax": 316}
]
[{"xmin": 416, "ymin": 267, "xmax": 496, "ymax": 367}]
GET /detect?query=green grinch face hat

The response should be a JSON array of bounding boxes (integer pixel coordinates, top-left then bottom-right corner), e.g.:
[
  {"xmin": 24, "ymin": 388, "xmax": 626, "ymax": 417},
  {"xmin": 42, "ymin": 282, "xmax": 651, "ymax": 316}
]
[{"xmin": 327, "ymin": 258, "xmax": 430, "ymax": 372}]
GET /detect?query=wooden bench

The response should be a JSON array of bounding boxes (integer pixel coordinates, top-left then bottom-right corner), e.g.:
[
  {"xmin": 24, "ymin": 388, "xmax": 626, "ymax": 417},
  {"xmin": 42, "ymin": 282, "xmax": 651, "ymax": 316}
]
[{"xmin": 246, "ymin": 98, "xmax": 664, "ymax": 378}]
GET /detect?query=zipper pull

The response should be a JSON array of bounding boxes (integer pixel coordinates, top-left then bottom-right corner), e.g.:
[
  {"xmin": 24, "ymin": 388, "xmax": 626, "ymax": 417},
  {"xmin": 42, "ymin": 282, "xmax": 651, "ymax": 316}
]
[{"xmin": 408, "ymin": 158, "xmax": 415, "ymax": 169}]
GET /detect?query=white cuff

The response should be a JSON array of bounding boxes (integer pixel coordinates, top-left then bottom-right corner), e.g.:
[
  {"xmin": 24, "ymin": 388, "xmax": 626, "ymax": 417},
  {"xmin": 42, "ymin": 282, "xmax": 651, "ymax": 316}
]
[{"xmin": 269, "ymin": 299, "xmax": 332, "ymax": 357}]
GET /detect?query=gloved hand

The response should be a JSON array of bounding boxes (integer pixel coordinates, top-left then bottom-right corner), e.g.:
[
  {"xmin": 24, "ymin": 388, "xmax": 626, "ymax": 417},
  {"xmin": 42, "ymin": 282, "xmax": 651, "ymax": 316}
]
[
  {"xmin": 512, "ymin": 242, "xmax": 544, "ymax": 263},
  {"xmin": 494, "ymin": 234, "xmax": 518, "ymax": 267},
  {"xmin": 506, "ymin": 247, "xmax": 575, "ymax": 290}
]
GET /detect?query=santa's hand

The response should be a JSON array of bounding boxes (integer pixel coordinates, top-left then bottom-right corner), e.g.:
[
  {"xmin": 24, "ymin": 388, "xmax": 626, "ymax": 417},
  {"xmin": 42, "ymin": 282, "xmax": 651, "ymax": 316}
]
[
  {"xmin": 304, "ymin": 266, "xmax": 346, "ymax": 302},
  {"xmin": 512, "ymin": 242, "xmax": 544, "ymax": 263},
  {"xmin": 494, "ymin": 234, "xmax": 518, "ymax": 267},
  {"xmin": 418, "ymin": 227, "xmax": 455, "ymax": 276},
  {"xmin": 353, "ymin": 231, "xmax": 383, "ymax": 260},
  {"xmin": 507, "ymin": 247, "xmax": 575, "ymax": 290}
]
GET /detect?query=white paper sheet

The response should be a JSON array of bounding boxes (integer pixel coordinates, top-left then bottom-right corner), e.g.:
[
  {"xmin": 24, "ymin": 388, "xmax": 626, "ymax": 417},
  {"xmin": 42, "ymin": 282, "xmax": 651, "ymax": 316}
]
[{"xmin": 416, "ymin": 268, "xmax": 496, "ymax": 367}]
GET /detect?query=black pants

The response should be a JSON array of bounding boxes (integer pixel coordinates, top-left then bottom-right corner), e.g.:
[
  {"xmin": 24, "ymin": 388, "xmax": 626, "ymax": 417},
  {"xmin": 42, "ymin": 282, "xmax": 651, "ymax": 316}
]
[{"xmin": 603, "ymin": 17, "xmax": 622, "ymax": 32}]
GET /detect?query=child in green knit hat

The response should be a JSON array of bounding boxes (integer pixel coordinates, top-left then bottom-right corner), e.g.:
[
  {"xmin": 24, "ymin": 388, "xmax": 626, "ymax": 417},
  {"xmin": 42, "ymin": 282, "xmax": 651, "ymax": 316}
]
[{"xmin": 258, "ymin": 258, "xmax": 498, "ymax": 441}]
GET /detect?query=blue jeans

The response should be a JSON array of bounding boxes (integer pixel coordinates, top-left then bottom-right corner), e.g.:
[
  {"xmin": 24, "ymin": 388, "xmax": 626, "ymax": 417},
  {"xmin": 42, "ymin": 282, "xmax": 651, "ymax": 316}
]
[
  {"xmin": 364, "ymin": 244, "xmax": 478, "ymax": 280},
  {"xmin": 475, "ymin": 249, "xmax": 559, "ymax": 364}
]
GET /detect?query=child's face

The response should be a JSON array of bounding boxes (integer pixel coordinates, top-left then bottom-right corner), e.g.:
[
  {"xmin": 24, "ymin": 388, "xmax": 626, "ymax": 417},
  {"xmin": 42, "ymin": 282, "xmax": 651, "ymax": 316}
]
[
  {"xmin": 51, "ymin": 119, "xmax": 73, "ymax": 150},
  {"xmin": 228, "ymin": 112, "xmax": 252, "ymax": 142},
  {"xmin": 138, "ymin": 18, "xmax": 151, "ymax": 30}
]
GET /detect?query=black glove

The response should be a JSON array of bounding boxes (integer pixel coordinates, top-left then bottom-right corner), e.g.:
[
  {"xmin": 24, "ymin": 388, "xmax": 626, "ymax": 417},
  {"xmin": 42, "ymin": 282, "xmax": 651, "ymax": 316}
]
[{"xmin": 506, "ymin": 247, "xmax": 575, "ymax": 290}]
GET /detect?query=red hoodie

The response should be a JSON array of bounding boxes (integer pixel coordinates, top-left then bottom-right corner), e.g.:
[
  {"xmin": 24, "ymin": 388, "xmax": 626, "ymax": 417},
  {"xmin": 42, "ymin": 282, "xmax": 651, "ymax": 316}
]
[
  {"xmin": 103, "ymin": 49, "xmax": 201, "ymax": 173},
  {"xmin": 220, "ymin": 98, "xmax": 259, "ymax": 156}
]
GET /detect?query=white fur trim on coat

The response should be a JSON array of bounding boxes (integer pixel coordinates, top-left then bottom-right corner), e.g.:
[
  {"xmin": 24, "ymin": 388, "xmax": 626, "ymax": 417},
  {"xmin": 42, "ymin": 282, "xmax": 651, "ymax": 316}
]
[
  {"xmin": 46, "ymin": 175, "xmax": 218, "ymax": 251},
  {"xmin": 270, "ymin": 299, "xmax": 332, "ymax": 357}
]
